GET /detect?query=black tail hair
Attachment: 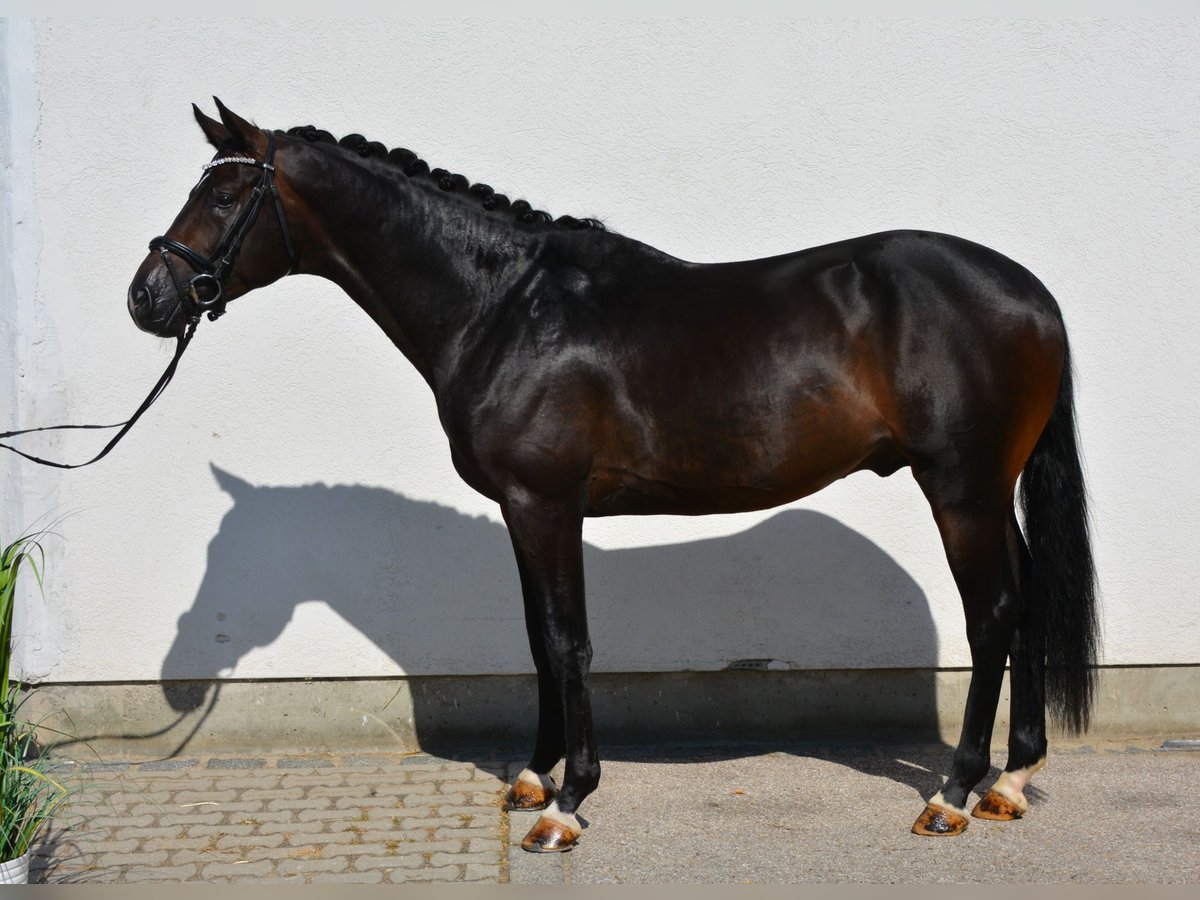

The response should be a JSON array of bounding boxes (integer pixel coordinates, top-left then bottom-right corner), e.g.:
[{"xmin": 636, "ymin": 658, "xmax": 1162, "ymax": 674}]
[{"xmin": 1019, "ymin": 341, "xmax": 1100, "ymax": 734}]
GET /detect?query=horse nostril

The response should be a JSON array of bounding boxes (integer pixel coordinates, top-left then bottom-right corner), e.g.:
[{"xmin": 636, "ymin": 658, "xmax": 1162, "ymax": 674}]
[
  {"xmin": 128, "ymin": 283, "xmax": 155, "ymax": 325},
  {"xmin": 128, "ymin": 284, "xmax": 151, "ymax": 311}
]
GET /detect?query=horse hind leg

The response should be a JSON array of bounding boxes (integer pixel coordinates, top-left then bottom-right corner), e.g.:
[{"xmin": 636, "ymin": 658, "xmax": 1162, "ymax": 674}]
[
  {"xmin": 972, "ymin": 508, "xmax": 1047, "ymax": 821},
  {"xmin": 911, "ymin": 472, "xmax": 1023, "ymax": 837}
]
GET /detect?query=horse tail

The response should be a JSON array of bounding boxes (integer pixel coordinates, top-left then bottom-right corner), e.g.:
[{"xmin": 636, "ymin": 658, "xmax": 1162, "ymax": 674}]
[{"xmin": 1018, "ymin": 339, "xmax": 1100, "ymax": 734}]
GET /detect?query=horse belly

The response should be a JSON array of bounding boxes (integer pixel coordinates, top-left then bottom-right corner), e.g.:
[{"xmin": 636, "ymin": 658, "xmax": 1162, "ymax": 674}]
[{"xmin": 585, "ymin": 388, "xmax": 894, "ymax": 517}]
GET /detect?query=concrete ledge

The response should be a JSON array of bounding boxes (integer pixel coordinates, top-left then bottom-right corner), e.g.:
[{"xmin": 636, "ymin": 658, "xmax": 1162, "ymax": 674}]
[{"xmin": 23, "ymin": 666, "xmax": 1200, "ymax": 758}]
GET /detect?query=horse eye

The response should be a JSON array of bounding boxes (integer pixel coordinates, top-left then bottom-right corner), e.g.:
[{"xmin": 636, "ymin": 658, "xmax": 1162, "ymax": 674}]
[{"xmin": 213, "ymin": 192, "xmax": 236, "ymax": 209}]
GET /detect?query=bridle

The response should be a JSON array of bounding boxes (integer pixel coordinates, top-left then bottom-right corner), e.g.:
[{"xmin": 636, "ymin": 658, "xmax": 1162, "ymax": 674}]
[
  {"xmin": 149, "ymin": 130, "xmax": 298, "ymax": 324},
  {"xmin": 1, "ymin": 132, "xmax": 299, "ymax": 469}
]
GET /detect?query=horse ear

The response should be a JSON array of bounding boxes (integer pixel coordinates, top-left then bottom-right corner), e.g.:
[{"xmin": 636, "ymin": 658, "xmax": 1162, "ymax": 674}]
[
  {"xmin": 211, "ymin": 464, "xmax": 254, "ymax": 499},
  {"xmin": 212, "ymin": 96, "xmax": 266, "ymax": 154},
  {"xmin": 193, "ymin": 103, "xmax": 230, "ymax": 149}
]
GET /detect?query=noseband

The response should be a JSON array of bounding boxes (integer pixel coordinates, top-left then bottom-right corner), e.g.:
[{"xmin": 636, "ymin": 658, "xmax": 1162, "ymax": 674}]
[{"xmin": 149, "ymin": 131, "xmax": 298, "ymax": 324}]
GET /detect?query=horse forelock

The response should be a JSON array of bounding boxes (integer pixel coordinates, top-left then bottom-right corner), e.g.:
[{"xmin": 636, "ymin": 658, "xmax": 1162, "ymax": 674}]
[{"xmin": 281, "ymin": 124, "xmax": 606, "ymax": 233}]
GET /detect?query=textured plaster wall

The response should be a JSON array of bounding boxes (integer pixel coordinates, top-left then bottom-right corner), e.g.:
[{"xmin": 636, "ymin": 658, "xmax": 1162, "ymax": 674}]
[{"xmin": 2, "ymin": 19, "xmax": 1197, "ymax": 682}]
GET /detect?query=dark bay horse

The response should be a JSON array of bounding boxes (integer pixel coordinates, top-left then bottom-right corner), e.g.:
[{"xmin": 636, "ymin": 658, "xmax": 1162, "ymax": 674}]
[{"xmin": 128, "ymin": 100, "xmax": 1098, "ymax": 851}]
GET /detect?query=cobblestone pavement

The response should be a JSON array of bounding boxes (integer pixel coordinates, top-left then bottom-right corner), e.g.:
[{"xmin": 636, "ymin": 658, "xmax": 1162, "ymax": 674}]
[
  {"xmin": 30, "ymin": 740, "xmax": 1200, "ymax": 883},
  {"xmin": 34, "ymin": 752, "xmax": 512, "ymax": 884}
]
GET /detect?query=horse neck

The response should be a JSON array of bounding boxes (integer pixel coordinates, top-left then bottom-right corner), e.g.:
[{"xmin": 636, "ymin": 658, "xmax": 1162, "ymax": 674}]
[{"xmin": 289, "ymin": 147, "xmax": 538, "ymax": 388}]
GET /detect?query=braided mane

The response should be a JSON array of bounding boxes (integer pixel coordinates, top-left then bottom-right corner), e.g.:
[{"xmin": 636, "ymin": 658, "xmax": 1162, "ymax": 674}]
[{"xmin": 284, "ymin": 125, "xmax": 605, "ymax": 232}]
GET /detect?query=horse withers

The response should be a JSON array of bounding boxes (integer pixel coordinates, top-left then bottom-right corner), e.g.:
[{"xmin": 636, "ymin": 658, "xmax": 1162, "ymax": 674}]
[{"xmin": 128, "ymin": 100, "xmax": 1098, "ymax": 851}]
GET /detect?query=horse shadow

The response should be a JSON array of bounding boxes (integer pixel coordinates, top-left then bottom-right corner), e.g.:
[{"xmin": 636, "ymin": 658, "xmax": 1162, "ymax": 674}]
[{"xmin": 156, "ymin": 465, "xmax": 966, "ymax": 800}]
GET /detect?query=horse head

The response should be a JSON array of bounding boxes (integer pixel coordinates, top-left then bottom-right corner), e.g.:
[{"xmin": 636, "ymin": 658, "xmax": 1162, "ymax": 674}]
[{"xmin": 127, "ymin": 99, "xmax": 299, "ymax": 337}]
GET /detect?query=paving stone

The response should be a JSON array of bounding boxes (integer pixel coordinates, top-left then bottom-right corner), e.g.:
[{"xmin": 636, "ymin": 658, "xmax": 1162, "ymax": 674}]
[
  {"xmin": 166, "ymin": 848, "xmax": 237, "ymax": 866},
  {"xmin": 121, "ymin": 863, "xmax": 201, "ymax": 882},
  {"xmin": 312, "ymin": 783, "xmax": 373, "ymax": 799},
  {"xmin": 278, "ymin": 799, "xmax": 337, "ymax": 816},
  {"xmin": 200, "ymin": 860, "xmax": 274, "ymax": 878},
  {"xmin": 340, "ymin": 756, "xmax": 389, "ymax": 769},
  {"xmin": 308, "ymin": 870, "xmax": 386, "ymax": 883},
  {"xmin": 104, "ymin": 790, "xmax": 174, "ymax": 805},
  {"xmin": 343, "ymin": 771, "xmax": 411, "ymax": 786},
  {"xmin": 174, "ymin": 789, "xmax": 239, "ymax": 805},
  {"xmin": 466, "ymin": 837, "xmax": 504, "ymax": 853},
  {"xmin": 280, "ymin": 829, "xmax": 374, "ymax": 848},
  {"xmin": 434, "ymin": 780, "xmax": 494, "ymax": 794},
  {"xmin": 239, "ymin": 787, "xmax": 302, "ymax": 802},
  {"xmin": 465, "ymin": 863, "xmax": 502, "ymax": 882},
  {"xmin": 166, "ymin": 810, "xmax": 224, "ymax": 826},
  {"xmin": 395, "ymin": 755, "xmax": 439, "ymax": 766},
  {"xmin": 85, "ymin": 814, "xmax": 157, "ymax": 829},
  {"xmin": 352, "ymin": 853, "xmax": 427, "ymax": 871},
  {"xmin": 139, "ymin": 758, "xmax": 202, "ymax": 771},
  {"xmin": 390, "ymin": 864, "xmax": 463, "ymax": 882},
  {"xmin": 276, "ymin": 855, "xmax": 351, "ymax": 875},
  {"xmin": 284, "ymin": 773, "xmax": 350, "ymax": 787},
  {"xmin": 206, "ymin": 801, "xmax": 269, "ymax": 817},
  {"xmin": 205, "ymin": 758, "xmax": 268, "ymax": 770},
  {"xmin": 141, "ymin": 835, "xmax": 216, "ymax": 853},
  {"xmin": 257, "ymin": 820, "xmax": 328, "ymax": 836},
  {"xmin": 212, "ymin": 776, "xmax": 283, "ymax": 792},
  {"xmin": 430, "ymin": 850, "xmax": 503, "ymax": 867},
  {"xmin": 278, "ymin": 757, "xmax": 335, "ymax": 769},
  {"xmin": 78, "ymin": 838, "xmax": 140, "ymax": 854},
  {"xmin": 229, "ymin": 809, "xmax": 291, "ymax": 824},
  {"xmin": 184, "ymin": 823, "xmax": 256, "ymax": 838},
  {"xmin": 214, "ymin": 832, "xmax": 288, "ymax": 850},
  {"xmin": 92, "ymin": 850, "xmax": 170, "ymax": 867}
]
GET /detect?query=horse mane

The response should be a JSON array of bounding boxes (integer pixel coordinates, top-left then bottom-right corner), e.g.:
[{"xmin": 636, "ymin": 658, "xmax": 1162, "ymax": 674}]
[{"xmin": 282, "ymin": 125, "xmax": 606, "ymax": 232}]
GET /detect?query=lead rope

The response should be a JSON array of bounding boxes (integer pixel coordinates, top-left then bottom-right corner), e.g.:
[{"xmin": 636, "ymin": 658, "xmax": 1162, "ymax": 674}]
[
  {"xmin": 0, "ymin": 318, "xmax": 199, "ymax": 469},
  {"xmin": 2, "ymin": 133, "xmax": 296, "ymax": 470}
]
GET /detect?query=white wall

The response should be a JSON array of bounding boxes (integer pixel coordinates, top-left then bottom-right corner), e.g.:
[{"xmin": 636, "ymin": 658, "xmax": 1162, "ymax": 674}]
[{"xmin": 3, "ymin": 18, "xmax": 1198, "ymax": 682}]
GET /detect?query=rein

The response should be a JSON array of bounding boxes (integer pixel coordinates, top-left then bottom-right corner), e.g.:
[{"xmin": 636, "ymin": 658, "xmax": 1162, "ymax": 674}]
[{"xmin": 0, "ymin": 134, "xmax": 296, "ymax": 470}]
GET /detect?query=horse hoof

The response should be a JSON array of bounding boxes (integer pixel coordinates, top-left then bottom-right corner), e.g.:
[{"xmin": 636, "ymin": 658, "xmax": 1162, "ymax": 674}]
[
  {"xmin": 521, "ymin": 812, "xmax": 581, "ymax": 853},
  {"xmin": 505, "ymin": 770, "xmax": 555, "ymax": 811},
  {"xmin": 971, "ymin": 788, "xmax": 1025, "ymax": 821},
  {"xmin": 912, "ymin": 802, "xmax": 970, "ymax": 836},
  {"xmin": 505, "ymin": 780, "xmax": 554, "ymax": 811}
]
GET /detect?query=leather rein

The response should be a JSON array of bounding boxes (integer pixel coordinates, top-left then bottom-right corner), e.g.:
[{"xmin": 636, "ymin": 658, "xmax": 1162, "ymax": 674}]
[{"xmin": 0, "ymin": 134, "xmax": 297, "ymax": 469}]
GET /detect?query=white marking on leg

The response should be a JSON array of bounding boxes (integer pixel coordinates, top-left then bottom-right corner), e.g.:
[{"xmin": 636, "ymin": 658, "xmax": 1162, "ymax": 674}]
[
  {"xmin": 540, "ymin": 800, "xmax": 581, "ymax": 833},
  {"xmin": 929, "ymin": 791, "xmax": 970, "ymax": 817},
  {"xmin": 989, "ymin": 757, "xmax": 1045, "ymax": 812},
  {"xmin": 516, "ymin": 768, "xmax": 557, "ymax": 792}
]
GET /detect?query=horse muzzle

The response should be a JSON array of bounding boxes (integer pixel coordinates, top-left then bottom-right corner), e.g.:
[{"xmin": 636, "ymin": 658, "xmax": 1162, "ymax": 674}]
[{"xmin": 127, "ymin": 270, "xmax": 188, "ymax": 337}]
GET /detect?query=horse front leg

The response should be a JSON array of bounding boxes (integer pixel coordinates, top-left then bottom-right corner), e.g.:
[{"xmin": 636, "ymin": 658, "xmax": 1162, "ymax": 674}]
[
  {"xmin": 502, "ymin": 492, "xmax": 600, "ymax": 852},
  {"xmin": 504, "ymin": 556, "xmax": 565, "ymax": 812}
]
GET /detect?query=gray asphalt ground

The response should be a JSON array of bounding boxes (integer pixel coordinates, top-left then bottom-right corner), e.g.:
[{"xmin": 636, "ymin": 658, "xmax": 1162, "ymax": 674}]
[{"xmin": 33, "ymin": 739, "xmax": 1200, "ymax": 884}]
